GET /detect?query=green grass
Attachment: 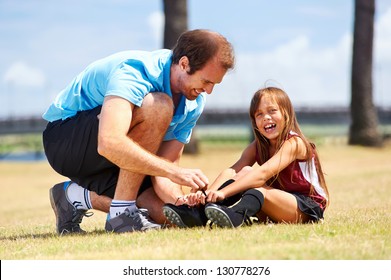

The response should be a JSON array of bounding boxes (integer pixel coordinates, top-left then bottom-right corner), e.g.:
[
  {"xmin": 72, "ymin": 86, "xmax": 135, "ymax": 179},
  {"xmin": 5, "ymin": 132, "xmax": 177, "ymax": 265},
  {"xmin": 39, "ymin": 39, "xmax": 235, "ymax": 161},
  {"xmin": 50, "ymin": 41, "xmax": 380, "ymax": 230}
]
[
  {"xmin": 1, "ymin": 212, "xmax": 389, "ymax": 260},
  {"xmin": 1, "ymin": 137, "xmax": 391, "ymax": 260}
]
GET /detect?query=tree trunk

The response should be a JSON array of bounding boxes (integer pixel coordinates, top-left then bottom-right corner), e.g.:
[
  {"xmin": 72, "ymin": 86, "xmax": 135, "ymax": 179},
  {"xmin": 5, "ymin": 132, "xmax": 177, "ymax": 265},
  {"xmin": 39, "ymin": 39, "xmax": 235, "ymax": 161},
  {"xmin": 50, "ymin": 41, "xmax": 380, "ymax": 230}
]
[
  {"xmin": 163, "ymin": 0, "xmax": 198, "ymax": 154},
  {"xmin": 349, "ymin": 0, "xmax": 383, "ymax": 146},
  {"xmin": 163, "ymin": 0, "xmax": 188, "ymax": 49}
]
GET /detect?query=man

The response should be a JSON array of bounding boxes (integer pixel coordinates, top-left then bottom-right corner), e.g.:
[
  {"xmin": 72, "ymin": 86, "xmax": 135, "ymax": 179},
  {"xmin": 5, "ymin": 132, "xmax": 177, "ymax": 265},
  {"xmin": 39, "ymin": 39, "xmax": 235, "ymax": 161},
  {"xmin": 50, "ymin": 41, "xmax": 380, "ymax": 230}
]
[{"xmin": 42, "ymin": 29, "xmax": 235, "ymax": 235}]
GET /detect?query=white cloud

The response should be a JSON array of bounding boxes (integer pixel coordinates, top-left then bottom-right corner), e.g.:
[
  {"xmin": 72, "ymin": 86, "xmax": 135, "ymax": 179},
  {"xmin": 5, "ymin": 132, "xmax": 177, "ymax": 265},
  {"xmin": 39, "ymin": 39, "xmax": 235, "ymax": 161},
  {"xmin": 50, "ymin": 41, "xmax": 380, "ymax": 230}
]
[
  {"xmin": 0, "ymin": 62, "xmax": 49, "ymax": 118},
  {"xmin": 374, "ymin": 7, "xmax": 391, "ymax": 105},
  {"xmin": 375, "ymin": 7, "xmax": 391, "ymax": 61},
  {"xmin": 148, "ymin": 11, "xmax": 164, "ymax": 48},
  {"xmin": 3, "ymin": 61, "xmax": 46, "ymax": 88},
  {"xmin": 208, "ymin": 33, "xmax": 352, "ymax": 109},
  {"xmin": 208, "ymin": 7, "xmax": 391, "ymax": 110},
  {"xmin": 296, "ymin": 6, "xmax": 337, "ymax": 18},
  {"xmin": 1, "ymin": 1, "xmax": 390, "ymax": 119}
]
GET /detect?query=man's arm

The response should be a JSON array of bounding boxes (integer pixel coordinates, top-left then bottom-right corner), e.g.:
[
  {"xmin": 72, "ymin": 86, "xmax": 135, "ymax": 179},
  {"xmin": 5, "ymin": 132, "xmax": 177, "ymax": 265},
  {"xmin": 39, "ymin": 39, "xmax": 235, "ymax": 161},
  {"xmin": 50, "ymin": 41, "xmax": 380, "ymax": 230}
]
[
  {"xmin": 152, "ymin": 139, "xmax": 187, "ymax": 204},
  {"xmin": 97, "ymin": 95, "xmax": 208, "ymax": 190}
]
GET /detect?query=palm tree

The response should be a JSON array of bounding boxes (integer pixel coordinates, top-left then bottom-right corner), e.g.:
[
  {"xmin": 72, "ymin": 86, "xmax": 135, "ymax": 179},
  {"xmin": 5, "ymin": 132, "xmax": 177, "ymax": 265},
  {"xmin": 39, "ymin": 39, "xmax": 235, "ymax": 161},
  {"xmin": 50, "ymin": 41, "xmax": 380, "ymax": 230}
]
[
  {"xmin": 163, "ymin": 0, "xmax": 188, "ymax": 49},
  {"xmin": 163, "ymin": 0, "xmax": 198, "ymax": 153},
  {"xmin": 349, "ymin": 0, "xmax": 382, "ymax": 146}
]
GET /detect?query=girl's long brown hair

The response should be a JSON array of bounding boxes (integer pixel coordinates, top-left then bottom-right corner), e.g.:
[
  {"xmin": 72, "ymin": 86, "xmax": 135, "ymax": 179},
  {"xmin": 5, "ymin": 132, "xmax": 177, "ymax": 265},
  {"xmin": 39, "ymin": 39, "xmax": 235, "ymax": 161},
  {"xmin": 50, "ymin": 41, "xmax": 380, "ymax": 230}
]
[{"xmin": 249, "ymin": 87, "xmax": 329, "ymax": 207}]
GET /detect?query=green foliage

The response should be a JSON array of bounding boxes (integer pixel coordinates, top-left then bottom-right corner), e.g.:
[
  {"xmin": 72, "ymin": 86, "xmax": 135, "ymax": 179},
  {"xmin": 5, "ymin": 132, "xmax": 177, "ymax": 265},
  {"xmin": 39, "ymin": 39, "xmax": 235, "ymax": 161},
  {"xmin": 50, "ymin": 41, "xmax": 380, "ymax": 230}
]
[{"xmin": 0, "ymin": 133, "xmax": 43, "ymax": 154}]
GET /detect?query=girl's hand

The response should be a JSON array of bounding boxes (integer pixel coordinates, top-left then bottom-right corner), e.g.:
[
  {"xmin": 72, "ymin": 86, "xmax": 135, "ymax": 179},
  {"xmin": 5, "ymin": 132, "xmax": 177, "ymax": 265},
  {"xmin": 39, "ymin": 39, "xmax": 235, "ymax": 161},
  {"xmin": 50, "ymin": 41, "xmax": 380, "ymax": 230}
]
[
  {"xmin": 174, "ymin": 196, "xmax": 188, "ymax": 206},
  {"xmin": 184, "ymin": 191, "xmax": 204, "ymax": 206},
  {"xmin": 207, "ymin": 190, "xmax": 226, "ymax": 203}
]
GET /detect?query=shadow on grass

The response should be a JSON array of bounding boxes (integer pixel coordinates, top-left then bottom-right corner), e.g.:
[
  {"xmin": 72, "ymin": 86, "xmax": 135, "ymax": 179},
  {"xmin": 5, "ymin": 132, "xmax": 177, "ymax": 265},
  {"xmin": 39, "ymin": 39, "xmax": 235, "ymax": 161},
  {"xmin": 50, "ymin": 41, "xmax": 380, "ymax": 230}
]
[{"xmin": 0, "ymin": 229, "xmax": 108, "ymax": 241}]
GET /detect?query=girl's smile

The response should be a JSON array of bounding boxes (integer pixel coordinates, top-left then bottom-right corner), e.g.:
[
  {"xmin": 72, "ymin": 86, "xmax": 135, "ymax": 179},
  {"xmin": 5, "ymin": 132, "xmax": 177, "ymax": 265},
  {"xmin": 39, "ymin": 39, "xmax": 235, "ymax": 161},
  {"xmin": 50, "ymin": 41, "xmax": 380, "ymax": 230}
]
[
  {"xmin": 255, "ymin": 95, "xmax": 284, "ymax": 142},
  {"xmin": 264, "ymin": 123, "xmax": 277, "ymax": 133}
]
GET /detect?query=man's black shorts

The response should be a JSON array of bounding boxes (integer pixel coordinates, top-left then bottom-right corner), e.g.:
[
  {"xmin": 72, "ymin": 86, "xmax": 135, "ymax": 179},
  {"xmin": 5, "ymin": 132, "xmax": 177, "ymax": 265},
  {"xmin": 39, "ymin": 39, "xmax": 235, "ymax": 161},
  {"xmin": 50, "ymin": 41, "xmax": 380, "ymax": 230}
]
[{"xmin": 43, "ymin": 106, "xmax": 151, "ymax": 198}]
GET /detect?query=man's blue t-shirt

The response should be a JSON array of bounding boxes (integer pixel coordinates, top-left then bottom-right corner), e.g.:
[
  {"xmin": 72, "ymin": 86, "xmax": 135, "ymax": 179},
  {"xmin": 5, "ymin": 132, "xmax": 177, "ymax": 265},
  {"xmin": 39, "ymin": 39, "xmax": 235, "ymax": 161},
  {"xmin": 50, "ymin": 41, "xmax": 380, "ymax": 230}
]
[{"xmin": 42, "ymin": 49, "xmax": 206, "ymax": 144}]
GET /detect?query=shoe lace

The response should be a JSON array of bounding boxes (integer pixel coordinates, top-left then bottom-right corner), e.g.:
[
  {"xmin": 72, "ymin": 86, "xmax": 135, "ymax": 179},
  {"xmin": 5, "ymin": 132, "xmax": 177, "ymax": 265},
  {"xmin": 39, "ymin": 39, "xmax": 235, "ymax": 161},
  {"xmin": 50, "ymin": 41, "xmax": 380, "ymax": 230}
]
[
  {"xmin": 72, "ymin": 208, "xmax": 93, "ymax": 225},
  {"xmin": 238, "ymin": 209, "xmax": 254, "ymax": 226},
  {"xmin": 128, "ymin": 208, "xmax": 156, "ymax": 226}
]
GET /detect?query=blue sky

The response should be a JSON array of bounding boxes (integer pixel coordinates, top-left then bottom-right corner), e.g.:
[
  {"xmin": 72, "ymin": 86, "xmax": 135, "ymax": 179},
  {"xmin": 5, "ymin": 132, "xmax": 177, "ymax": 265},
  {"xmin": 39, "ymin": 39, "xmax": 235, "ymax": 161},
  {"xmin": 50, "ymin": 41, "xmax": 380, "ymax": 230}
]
[{"xmin": 1, "ymin": 0, "xmax": 391, "ymax": 118}]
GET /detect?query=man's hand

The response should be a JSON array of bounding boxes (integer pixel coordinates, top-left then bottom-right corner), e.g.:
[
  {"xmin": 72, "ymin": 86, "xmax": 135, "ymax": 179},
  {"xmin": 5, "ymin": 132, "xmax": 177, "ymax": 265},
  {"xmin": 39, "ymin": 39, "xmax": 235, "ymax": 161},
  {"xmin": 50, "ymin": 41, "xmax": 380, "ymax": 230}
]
[{"xmin": 169, "ymin": 167, "xmax": 209, "ymax": 192}]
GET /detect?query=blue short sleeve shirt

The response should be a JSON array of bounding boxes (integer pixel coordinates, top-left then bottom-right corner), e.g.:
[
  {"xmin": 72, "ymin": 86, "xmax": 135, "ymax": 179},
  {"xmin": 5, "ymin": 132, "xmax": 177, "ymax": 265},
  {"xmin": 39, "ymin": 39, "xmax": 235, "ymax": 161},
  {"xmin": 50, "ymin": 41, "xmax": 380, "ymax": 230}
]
[{"xmin": 42, "ymin": 49, "xmax": 205, "ymax": 144}]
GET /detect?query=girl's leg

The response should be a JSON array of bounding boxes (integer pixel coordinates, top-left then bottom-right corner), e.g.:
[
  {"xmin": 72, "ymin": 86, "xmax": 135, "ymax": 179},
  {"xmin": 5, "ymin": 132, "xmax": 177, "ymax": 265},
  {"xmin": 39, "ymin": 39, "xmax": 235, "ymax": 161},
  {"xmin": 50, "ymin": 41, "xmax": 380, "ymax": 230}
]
[
  {"xmin": 205, "ymin": 188, "xmax": 264, "ymax": 228},
  {"xmin": 257, "ymin": 186, "xmax": 310, "ymax": 223},
  {"xmin": 218, "ymin": 166, "xmax": 254, "ymax": 206},
  {"xmin": 206, "ymin": 185, "xmax": 312, "ymax": 227}
]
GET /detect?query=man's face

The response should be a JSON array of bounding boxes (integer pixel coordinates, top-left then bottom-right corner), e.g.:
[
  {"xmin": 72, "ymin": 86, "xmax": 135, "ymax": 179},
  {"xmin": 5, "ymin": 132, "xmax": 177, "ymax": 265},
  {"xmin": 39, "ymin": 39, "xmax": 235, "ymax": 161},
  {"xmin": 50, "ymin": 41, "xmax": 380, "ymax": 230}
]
[{"xmin": 173, "ymin": 56, "xmax": 227, "ymax": 100}]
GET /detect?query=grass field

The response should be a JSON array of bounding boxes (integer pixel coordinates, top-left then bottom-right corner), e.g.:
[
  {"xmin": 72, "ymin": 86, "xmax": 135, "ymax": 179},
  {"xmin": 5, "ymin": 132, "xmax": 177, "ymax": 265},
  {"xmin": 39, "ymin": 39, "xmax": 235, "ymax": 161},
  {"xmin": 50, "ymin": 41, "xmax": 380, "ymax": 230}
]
[{"xmin": 0, "ymin": 137, "xmax": 390, "ymax": 260}]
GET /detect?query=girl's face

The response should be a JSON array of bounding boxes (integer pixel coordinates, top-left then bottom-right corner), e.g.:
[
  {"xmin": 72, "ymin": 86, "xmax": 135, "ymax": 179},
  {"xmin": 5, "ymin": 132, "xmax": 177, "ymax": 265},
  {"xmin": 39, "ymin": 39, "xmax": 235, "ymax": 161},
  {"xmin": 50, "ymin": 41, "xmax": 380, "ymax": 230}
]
[{"xmin": 254, "ymin": 95, "xmax": 284, "ymax": 144}]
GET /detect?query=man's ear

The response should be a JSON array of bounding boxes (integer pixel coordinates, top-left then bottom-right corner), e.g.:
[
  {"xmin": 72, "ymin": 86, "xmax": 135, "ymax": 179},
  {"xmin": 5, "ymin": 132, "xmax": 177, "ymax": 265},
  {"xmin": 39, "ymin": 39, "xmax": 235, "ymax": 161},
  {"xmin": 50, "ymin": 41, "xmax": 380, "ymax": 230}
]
[{"xmin": 179, "ymin": 56, "xmax": 190, "ymax": 72}]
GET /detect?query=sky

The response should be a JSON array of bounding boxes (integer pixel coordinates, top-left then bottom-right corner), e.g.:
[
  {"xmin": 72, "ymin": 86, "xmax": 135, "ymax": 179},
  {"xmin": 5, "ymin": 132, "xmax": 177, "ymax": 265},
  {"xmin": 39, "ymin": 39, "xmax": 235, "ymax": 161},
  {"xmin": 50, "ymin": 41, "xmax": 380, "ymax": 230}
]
[{"xmin": 1, "ymin": 0, "xmax": 391, "ymax": 118}]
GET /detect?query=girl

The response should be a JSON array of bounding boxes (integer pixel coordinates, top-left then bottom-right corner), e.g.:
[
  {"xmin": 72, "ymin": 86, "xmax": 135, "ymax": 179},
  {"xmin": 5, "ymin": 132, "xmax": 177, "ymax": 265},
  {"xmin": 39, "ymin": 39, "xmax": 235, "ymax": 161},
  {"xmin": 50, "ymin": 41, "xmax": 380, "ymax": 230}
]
[
  {"xmin": 163, "ymin": 86, "xmax": 329, "ymax": 228},
  {"xmin": 203, "ymin": 86, "xmax": 330, "ymax": 227}
]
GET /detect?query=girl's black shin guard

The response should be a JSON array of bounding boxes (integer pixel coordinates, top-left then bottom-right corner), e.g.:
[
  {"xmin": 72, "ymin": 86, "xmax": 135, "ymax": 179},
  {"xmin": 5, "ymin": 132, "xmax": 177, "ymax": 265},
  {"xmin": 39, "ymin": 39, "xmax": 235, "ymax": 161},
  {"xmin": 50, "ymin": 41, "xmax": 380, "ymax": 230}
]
[
  {"xmin": 232, "ymin": 189, "xmax": 264, "ymax": 216},
  {"xmin": 217, "ymin": 179, "xmax": 242, "ymax": 206}
]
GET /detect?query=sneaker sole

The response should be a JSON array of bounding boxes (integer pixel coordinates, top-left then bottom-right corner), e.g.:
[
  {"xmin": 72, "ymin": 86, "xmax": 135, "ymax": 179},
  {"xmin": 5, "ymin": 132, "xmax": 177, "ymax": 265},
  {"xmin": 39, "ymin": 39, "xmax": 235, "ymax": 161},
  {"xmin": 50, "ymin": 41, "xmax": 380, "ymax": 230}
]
[
  {"xmin": 162, "ymin": 206, "xmax": 187, "ymax": 228},
  {"xmin": 49, "ymin": 185, "xmax": 61, "ymax": 234},
  {"xmin": 205, "ymin": 205, "xmax": 235, "ymax": 228}
]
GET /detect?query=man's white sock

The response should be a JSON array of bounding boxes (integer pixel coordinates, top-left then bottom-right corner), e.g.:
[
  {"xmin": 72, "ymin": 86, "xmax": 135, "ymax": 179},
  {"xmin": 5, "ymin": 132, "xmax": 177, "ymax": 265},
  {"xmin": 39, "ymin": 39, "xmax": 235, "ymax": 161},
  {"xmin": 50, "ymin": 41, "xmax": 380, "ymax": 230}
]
[
  {"xmin": 109, "ymin": 200, "xmax": 137, "ymax": 218},
  {"xmin": 66, "ymin": 182, "xmax": 92, "ymax": 210}
]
